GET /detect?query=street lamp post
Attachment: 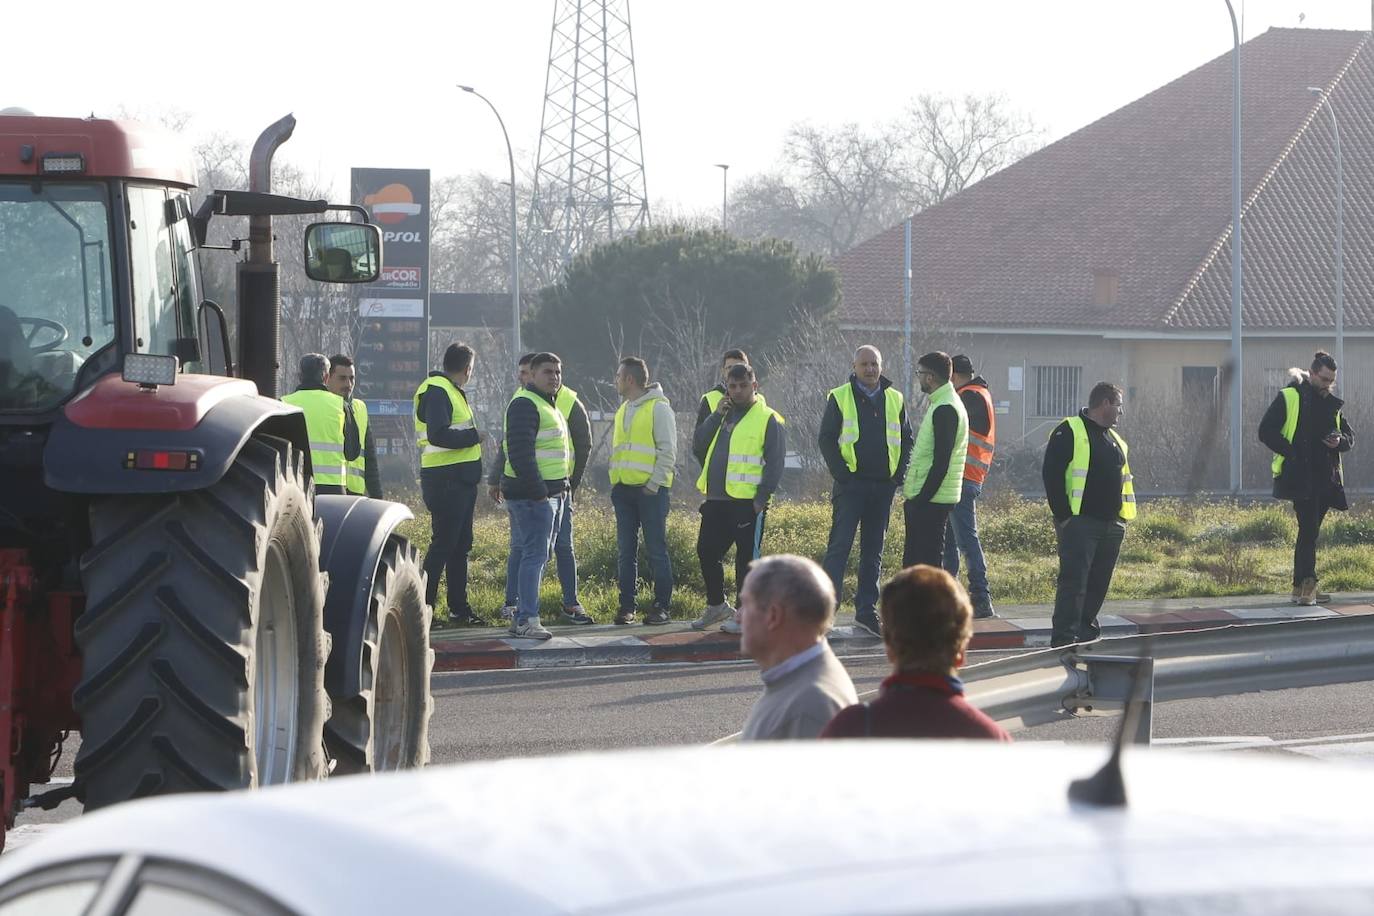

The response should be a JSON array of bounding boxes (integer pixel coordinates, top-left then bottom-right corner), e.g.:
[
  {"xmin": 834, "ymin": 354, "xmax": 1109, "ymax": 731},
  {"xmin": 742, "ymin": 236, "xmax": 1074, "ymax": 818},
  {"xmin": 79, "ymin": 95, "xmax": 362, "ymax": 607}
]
[
  {"xmin": 1224, "ymin": 0, "xmax": 1243, "ymax": 494},
  {"xmin": 459, "ymin": 84, "xmax": 522, "ymax": 359},
  {"xmin": 1308, "ymin": 86, "xmax": 1344, "ymax": 378},
  {"xmin": 714, "ymin": 163, "xmax": 729, "ymax": 230}
]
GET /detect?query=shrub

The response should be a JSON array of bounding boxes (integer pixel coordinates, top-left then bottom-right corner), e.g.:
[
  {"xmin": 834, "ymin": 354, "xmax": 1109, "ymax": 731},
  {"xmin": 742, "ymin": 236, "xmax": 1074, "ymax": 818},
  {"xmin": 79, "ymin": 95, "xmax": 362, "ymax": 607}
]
[{"xmin": 1227, "ymin": 509, "xmax": 1295, "ymax": 545}]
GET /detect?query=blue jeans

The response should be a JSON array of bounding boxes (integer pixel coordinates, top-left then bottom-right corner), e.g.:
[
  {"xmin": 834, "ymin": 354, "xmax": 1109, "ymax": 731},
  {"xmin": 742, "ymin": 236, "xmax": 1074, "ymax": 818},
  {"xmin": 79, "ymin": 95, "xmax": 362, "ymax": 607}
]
[
  {"xmin": 503, "ymin": 493, "xmax": 579, "ymax": 607},
  {"xmin": 611, "ymin": 484, "xmax": 673, "ymax": 610},
  {"xmin": 943, "ymin": 480, "xmax": 990, "ymax": 603},
  {"xmin": 821, "ymin": 478, "xmax": 896, "ymax": 615},
  {"xmin": 508, "ymin": 495, "xmax": 565, "ymax": 623}
]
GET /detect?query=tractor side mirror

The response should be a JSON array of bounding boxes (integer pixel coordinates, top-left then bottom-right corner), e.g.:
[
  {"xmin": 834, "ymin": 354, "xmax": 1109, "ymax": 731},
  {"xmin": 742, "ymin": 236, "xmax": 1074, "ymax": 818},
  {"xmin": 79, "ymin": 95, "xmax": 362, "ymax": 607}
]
[
  {"xmin": 199, "ymin": 299, "xmax": 232, "ymax": 377},
  {"xmin": 304, "ymin": 222, "xmax": 382, "ymax": 284}
]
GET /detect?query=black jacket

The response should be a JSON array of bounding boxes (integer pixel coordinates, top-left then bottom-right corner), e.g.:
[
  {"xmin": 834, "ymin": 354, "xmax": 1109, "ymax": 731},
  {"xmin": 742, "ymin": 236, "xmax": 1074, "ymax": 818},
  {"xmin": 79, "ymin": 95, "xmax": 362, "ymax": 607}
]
[
  {"xmin": 1042, "ymin": 409, "xmax": 1128, "ymax": 523},
  {"xmin": 1258, "ymin": 370, "xmax": 1353, "ymax": 509},
  {"xmin": 417, "ymin": 371, "xmax": 484, "ymax": 486},
  {"xmin": 818, "ymin": 375, "xmax": 914, "ymax": 485}
]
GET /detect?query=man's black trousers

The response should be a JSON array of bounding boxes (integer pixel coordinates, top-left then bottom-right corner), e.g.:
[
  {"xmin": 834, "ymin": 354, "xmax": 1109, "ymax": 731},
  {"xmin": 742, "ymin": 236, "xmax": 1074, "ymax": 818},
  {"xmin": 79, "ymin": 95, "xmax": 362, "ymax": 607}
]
[
  {"xmin": 1051, "ymin": 515, "xmax": 1125, "ymax": 647},
  {"xmin": 420, "ymin": 465, "xmax": 479, "ymax": 614},
  {"xmin": 697, "ymin": 499, "xmax": 765, "ymax": 607},
  {"xmin": 902, "ymin": 499, "xmax": 952, "ymax": 568}
]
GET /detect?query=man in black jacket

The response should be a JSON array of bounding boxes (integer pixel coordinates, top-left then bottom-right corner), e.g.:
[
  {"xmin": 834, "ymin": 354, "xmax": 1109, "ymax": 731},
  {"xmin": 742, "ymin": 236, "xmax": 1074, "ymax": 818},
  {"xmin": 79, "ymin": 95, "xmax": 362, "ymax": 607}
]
[
  {"xmin": 327, "ymin": 354, "xmax": 383, "ymax": 499},
  {"xmin": 415, "ymin": 343, "xmax": 487, "ymax": 627},
  {"xmin": 818, "ymin": 345, "xmax": 913, "ymax": 637},
  {"xmin": 691, "ymin": 363, "xmax": 786, "ymax": 634},
  {"xmin": 496, "ymin": 352, "xmax": 575, "ymax": 640},
  {"xmin": 487, "ymin": 353, "xmax": 593, "ymax": 625},
  {"xmin": 1258, "ymin": 351, "xmax": 1354, "ymax": 606},
  {"xmin": 1042, "ymin": 382, "xmax": 1133, "ymax": 647}
]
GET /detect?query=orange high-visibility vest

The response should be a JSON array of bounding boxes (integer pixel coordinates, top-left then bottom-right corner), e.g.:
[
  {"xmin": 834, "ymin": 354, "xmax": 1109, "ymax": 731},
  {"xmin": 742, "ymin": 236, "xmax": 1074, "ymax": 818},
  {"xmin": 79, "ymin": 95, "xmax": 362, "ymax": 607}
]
[{"xmin": 958, "ymin": 383, "xmax": 996, "ymax": 485}]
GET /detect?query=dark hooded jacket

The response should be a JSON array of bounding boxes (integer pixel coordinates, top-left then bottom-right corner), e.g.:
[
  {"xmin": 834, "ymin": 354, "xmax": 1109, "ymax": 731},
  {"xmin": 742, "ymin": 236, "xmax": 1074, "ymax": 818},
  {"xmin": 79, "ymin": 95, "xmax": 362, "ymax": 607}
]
[{"xmin": 1258, "ymin": 368, "xmax": 1353, "ymax": 509}]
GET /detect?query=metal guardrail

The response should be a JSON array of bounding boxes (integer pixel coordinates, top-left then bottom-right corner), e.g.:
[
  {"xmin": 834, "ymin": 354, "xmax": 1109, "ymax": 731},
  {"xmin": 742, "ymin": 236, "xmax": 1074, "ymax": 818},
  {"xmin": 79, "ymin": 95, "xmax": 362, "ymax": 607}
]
[
  {"xmin": 712, "ymin": 616, "xmax": 1374, "ymax": 745},
  {"xmin": 964, "ymin": 615, "xmax": 1374, "ymax": 737}
]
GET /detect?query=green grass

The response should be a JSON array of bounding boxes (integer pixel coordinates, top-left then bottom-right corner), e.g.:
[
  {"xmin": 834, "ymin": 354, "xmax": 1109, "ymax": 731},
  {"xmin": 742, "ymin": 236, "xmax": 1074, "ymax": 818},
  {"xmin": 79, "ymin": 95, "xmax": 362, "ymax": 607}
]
[{"xmin": 396, "ymin": 494, "xmax": 1374, "ymax": 624}]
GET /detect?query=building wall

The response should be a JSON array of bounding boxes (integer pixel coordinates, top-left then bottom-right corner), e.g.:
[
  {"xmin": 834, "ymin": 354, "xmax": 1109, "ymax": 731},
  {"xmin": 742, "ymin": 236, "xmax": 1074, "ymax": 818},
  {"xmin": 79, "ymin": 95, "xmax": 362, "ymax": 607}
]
[{"xmin": 852, "ymin": 327, "xmax": 1374, "ymax": 494}]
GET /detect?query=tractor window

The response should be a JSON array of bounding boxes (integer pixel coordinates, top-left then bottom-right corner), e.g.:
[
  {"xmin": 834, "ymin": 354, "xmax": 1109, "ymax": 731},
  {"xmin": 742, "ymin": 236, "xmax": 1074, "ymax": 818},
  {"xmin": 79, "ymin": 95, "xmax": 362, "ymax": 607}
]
[
  {"xmin": 127, "ymin": 185, "xmax": 179, "ymax": 360},
  {"xmin": 170, "ymin": 197, "xmax": 203, "ymax": 373},
  {"xmin": 0, "ymin": 181, "xmax": 116, "ymax": 411}
]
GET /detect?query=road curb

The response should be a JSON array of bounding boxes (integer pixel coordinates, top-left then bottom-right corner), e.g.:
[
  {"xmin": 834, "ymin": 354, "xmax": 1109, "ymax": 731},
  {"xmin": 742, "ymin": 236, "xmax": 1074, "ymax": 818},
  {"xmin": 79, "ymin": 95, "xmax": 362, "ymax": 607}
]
[{"xmin": 430, "ymin": 603, "xmax": 1374, "ymax": 672}]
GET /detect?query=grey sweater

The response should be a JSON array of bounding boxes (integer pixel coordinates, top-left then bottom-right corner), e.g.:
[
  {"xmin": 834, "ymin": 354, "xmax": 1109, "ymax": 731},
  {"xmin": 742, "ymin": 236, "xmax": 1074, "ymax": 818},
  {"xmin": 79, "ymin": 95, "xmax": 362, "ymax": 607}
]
[{"xmin": 740, "ymin": 643, "xmax": 858, "ymax": 741}]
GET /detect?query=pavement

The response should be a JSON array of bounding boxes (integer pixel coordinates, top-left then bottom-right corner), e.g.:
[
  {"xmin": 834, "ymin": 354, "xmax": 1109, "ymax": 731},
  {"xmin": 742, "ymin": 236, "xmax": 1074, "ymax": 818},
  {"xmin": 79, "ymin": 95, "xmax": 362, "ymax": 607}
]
[{"xmin": 430, "ymin": 592, "xmax": 1374, "ymax": 672}]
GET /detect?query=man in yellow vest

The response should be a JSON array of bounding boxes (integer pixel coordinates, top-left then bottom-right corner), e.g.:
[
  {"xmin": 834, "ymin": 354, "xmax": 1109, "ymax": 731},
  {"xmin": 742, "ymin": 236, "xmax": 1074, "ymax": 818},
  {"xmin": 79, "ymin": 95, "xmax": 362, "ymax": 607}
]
[
  {"xmin": 694, "ymin": 348, "xmax": 750, "ymax": 436},
  {"xmin": 497, "ymin": 352, "xmax": 574, "ymax": 640},
  {"xmin": 943, "ymin": 354, "xmax": 996, "ymax": 618},
  {"xmin": 1041, "ymin": 382, "xmax": 1135, "ymax": 647},
  {"xmin": 282, "ymin": 353, "xmax": 352, "ymax": 495},
  {"xmin": 902, "ymin": 352, "xmax": 968, "ymax": 573},
  {"xmin": 487, "ymin": 352, "xmax": 593, "ymax": 626},
  {"xmin": 1258, "ymin": 351, "xmax": 1353, "ymax": 606},
  {"xmin": 818, "ymin": 345, "xmax": 913, "ymax": 638},
  {"xmin": 414, "ymin": 343, "xmax": 488, "ymax": 628},
  {"xmin": 610, "ymin": 356, "xmax": 677, "ymax": 626},
  {"xmin": 326, "ymin": 354, "xmax": 382, "ymax": 499},
  {"xmin": 691, "ymin": 362, "xmax": 786, "ymax": 634}
]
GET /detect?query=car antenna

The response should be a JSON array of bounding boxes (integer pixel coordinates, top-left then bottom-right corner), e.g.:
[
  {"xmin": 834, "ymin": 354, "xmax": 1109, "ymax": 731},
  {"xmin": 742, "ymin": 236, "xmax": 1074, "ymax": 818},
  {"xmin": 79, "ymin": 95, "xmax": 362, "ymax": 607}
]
[{"xmin": 1067, "ymin": 647, "xmax": 1153, "ymax": 809}]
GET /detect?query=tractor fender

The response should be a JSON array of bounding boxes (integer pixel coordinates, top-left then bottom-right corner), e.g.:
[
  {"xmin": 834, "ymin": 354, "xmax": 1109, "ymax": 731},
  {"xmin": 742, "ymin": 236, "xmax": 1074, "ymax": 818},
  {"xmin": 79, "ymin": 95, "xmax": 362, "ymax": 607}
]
[
  {"xmin": 43, "ymin": 372, "xmax": 310, "ymax": 495},
  {"xmin": 315, "ymin": 494, "xmax": 415, "ymax": 699}
]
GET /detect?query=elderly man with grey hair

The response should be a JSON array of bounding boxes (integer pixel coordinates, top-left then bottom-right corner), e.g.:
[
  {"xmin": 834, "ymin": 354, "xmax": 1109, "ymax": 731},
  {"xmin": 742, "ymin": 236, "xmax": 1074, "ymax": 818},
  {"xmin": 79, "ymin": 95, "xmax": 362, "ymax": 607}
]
[
  {"xmin": 738, "ymin": 554, "xmax": 859, "ymax": 740},
  {"xmin": 282, "ymin": 352, "xmax": 357, "ymax": 495}
]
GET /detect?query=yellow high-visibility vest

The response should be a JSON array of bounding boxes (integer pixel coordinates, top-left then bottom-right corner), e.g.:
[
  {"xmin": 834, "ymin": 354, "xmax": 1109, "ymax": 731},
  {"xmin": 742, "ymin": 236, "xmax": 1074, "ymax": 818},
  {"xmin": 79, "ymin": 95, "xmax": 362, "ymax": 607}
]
[
  {"xmin": 610, "ymin": 393, "xmax": 673, "ymax": 487},
  {"xmin": 695, "ymin": 401, "xmax": 782, "ymax": 499},
  {"xmin": 1062, "ymin": 415, "xmax": 1136, "ymax": 521},
  {"xmin": 504, "ymin": 388, "xmax": 573, "ymax": 480},
  {"xmin": 346, "ymin": 398, "xmax": 369, "ymax": 494},
  {"xmin": 282, "ymin": 388, "xmax": 347, "ymax": 489},
  {"xmin": 829, "ymin": 383, "xmax": 904, "ymax": 477},
  {"xmin": 414, "ymin": 375, "xmax": 481, "ymax": 469}
]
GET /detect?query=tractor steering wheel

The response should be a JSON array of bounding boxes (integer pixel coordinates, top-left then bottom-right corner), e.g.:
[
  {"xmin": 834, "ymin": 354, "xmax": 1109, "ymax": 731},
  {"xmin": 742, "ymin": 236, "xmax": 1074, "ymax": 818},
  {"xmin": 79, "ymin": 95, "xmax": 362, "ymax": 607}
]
[{"xmin": 20, "ymin": 316, "xmax": 69, "ymax": 353}]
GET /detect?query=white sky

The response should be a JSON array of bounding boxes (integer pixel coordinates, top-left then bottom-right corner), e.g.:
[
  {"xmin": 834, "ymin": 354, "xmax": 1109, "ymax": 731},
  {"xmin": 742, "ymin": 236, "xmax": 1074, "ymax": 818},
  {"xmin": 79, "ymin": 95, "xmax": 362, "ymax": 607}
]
[{"xmin": 13, "ymin": 0, "xmax": 1372, "ymax": 215}]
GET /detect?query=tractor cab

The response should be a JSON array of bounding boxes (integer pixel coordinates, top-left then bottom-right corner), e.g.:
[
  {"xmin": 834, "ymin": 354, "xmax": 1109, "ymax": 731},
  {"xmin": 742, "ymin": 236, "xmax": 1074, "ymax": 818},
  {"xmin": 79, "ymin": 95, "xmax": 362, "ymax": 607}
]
[
  {"xmin": 0, "ymin": 114, "xmax": 204, "ymax": 414},
  {"xmin": 0, "ymin": 111, "xmax": 378, "ymax": 416}
]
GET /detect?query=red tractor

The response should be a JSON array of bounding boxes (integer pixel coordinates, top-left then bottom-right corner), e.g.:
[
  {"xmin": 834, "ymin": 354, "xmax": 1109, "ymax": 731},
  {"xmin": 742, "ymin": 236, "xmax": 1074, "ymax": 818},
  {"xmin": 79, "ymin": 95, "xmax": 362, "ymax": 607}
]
[{"xmin": 0, "ymin": 111, "xmax": 433, "ymax": 851}]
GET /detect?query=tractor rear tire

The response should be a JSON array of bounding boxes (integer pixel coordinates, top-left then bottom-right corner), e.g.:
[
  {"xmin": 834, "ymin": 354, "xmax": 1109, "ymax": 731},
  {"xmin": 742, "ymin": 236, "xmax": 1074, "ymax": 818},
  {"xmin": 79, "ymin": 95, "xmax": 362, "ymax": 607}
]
[
  {"xmin": 324, "ymin": 536, "xmax": 432, "ymax": 774},
  {"xmin": 74, "ymin": 435, "xmax": 330, "ymax": 809}
]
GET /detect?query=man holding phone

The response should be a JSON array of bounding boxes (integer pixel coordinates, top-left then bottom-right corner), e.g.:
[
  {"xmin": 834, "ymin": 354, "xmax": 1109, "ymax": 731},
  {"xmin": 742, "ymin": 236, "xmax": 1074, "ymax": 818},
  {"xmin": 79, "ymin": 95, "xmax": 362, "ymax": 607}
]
[{"xmin": 1259, "ymin": 351, "xmax": 1354, "ymax": 606}]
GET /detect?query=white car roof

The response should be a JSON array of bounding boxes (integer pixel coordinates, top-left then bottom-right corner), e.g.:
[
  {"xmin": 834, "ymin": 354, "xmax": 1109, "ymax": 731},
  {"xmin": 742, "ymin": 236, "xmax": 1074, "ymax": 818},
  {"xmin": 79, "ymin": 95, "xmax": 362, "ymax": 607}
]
[{"xmin": 4, "ymin": 742, "xmax": 1374, "ymax": 914}]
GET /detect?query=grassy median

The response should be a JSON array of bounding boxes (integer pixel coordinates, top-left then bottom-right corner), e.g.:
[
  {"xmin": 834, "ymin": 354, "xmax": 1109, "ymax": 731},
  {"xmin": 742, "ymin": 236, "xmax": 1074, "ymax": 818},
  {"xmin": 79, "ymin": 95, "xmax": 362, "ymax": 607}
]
[{"xmin": 395, "ymin": 492, "xmax": 1374, "ymax": 625}]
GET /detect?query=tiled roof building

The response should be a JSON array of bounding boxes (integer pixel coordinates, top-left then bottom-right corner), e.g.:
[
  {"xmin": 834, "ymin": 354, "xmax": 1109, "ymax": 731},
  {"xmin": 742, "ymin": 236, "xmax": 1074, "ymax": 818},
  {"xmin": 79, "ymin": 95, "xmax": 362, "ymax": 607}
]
[{"xmin": 833, "ymin": 29, "xmax": 1373, "ymax": 492}]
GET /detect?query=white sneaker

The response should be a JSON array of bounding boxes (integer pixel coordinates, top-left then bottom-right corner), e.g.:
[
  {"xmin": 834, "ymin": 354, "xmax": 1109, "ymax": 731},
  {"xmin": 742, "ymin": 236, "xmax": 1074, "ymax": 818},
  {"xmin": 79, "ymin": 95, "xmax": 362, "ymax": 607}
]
[
  {"xmin": 508, "ymin": 616, "xmax": 553, "ymax": 640},
  {"xmin": 691, "ymin": 602, "xmax": 734, "ymax": 630},
  {"xmin": 720, "ymin": 613, "xmax": 742, "ymax": 635},
  {"xmin": 499, "ymin": 604, "xmax": 517, "ymax": 621}
]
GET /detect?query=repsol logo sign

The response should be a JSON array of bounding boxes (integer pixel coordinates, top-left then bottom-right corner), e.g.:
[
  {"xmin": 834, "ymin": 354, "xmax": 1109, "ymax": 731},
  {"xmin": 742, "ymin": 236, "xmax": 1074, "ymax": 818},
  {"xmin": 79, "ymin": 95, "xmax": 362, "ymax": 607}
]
[{"xmin": 383, "ymin": 230, "xmax": 424, "ymax": 244}]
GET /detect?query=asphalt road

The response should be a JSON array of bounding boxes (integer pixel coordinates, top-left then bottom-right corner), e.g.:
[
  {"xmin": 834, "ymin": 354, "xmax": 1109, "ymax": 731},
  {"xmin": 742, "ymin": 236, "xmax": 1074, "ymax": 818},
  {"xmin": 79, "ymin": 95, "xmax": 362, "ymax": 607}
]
[
  {"xmin": 9, "ymin": 650, "xmax": 1373, "ymax": 851},
  {"xmin": 430, "ymin": 650, "xmax": 1374, "ymax": 763}
]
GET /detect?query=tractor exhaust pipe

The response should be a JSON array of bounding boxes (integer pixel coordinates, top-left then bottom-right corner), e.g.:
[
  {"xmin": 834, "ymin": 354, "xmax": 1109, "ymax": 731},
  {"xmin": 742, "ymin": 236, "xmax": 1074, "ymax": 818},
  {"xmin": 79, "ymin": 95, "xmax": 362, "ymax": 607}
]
[{"xmin": 238, "ymin": 114, "xmax": 296, "ymax": 398}]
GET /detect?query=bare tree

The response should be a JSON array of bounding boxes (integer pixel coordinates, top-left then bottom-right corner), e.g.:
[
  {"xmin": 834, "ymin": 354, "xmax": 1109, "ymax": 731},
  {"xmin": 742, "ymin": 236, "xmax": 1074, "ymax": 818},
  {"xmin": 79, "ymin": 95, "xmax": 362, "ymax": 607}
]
[
  {"xmin": 730, "ymin": 94, "xmax": 1041, "ymax": 258},
  {"xmin": 900, "ymin": 93, "xmax": 1043, "ymax": 205},
  {"xmin": 731, "ymin": 123, "xmax": 916, "ymax": 258}
]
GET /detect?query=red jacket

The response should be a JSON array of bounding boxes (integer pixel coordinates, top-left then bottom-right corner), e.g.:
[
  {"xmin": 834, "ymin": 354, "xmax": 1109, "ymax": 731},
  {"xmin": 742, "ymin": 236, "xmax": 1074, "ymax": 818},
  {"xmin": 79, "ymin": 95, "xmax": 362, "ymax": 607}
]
[{"xmin": 820, "ymin": 672, "xmax": 1011, "ymax": 741}]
